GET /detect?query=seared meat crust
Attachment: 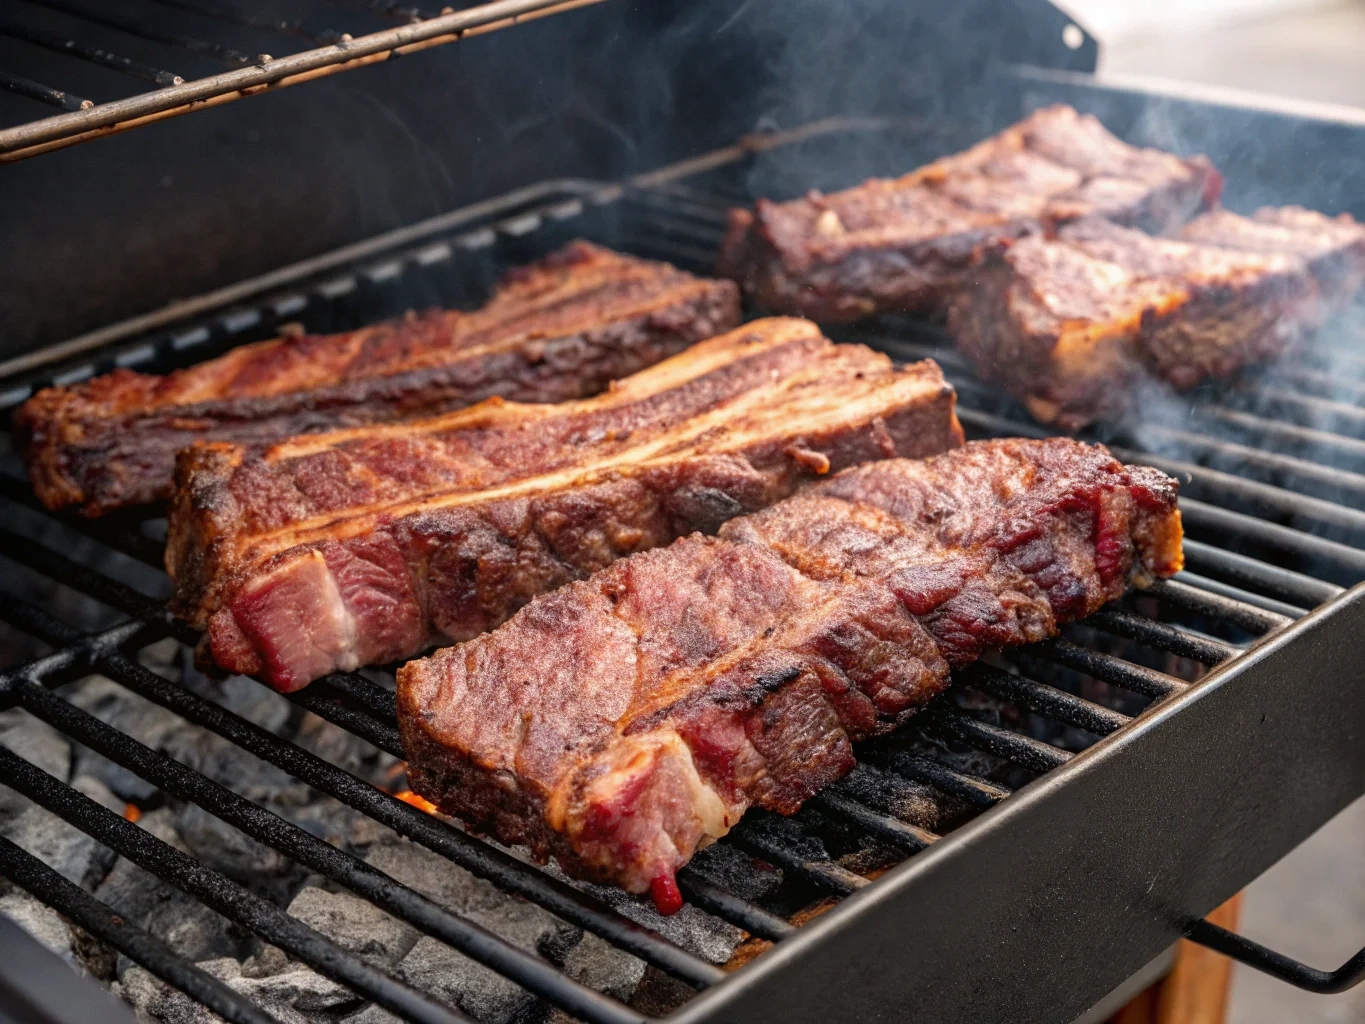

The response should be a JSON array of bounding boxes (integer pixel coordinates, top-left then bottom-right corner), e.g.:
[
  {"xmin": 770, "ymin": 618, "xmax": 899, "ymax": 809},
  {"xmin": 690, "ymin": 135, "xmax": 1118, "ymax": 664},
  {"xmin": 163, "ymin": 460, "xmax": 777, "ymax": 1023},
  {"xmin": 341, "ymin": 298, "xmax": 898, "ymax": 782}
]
[
  {"xmin": 17, "ymin": 243, "xmax": 741, "ymax": 515},
  {"xmin": 170, "ymin": 317, "xmax": 964, "ymax": 691},
  {"xmin": 717, "ymin": 105, "xmax": 1220, "ymax": 321},
  {"xmin": 397, "ymin": 438, "xmax": 1183, "ymax": 907}
]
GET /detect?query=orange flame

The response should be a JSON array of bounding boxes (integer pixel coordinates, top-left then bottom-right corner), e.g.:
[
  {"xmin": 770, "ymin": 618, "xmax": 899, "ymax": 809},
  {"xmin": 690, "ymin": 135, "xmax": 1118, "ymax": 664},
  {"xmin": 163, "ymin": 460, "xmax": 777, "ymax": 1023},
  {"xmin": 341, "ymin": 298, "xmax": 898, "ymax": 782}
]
[
  {"xmin": 393, "ymin": 790, "xmax": 439, "ymax": 815},
  {"xmin": 123, "ymin": 804, "xmax": 142, "ymax": 823}
]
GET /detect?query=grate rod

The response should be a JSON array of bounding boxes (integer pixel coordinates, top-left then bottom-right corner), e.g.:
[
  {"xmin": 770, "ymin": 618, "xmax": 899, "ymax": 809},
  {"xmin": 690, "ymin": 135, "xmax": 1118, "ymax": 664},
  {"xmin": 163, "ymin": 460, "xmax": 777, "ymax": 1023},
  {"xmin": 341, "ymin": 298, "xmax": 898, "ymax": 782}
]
[
  {"xmin": 934, "ymin": 709, "xmax": 1073, "ymax": 772},
  {"xmin": 965, "ymin": 664, "xmax": 1130, "ymax": 736},
  {"xmin": 1203, "ymin": 406, "xmax": 1365, "ymax": 465},
  {"xmin": 1181, "ymin": 539, "xmax": 1344, "ymax": 607},
  {"xmin": 7, "ymin": 674, "xmax": 650, "ymax": 1024},
  {"xmin": 0, "ymin": 19, "xmax": 183, "ymax": 85},
  {"xmin": 0, "ymin": 746, "xmax": 472, "ymax": 1024},
  {"xmin": 1145, "ymin": 578, "xmax": 1294, "ymax": 634},
  {"xmin": 1173, "ymin": 571, "xmax": 1308, "ymax": 620},
  {"xmin": 1029, "ymin": 638, "xmax": 1186, "ymax": 699},
  {"xmin": 807, "ymin": 790, "xmax": 938, "ymax": 854},
  {"xmin": 1179, "ymin": 499, "xmax": 1365, "ymax": 580},
  {"xmin": 0, "ymin": 70, "xmax": 91, "ymax": 111},
  {"xmin": 728, "ymin": 816, "xmax": 870, "ymax": 896},
  {"xmin": 0, "ymin": 477, "xmax": 165, "ymax": 566},
  {"xmin": 860, "ymin": 750, "xmax": 1010, "ymax": 808},
  {"xmin": 1088, "ymin": 608, "xmax": 1239, "ymax": 664},
  {"xmin": 0, "ymin": 590, "xmax": 723, "ymax": 991},
  {"xmin": 675, "ymin": 873, "xmax": 796, "ymax": 942},
  {"xmin": 0, "ymin": 836, "xmax": 277, "ymax": 1024},
  {"xmin": 24, "ymin": 0, "xmax": 258, "ymax": 64},
  {"xmin": 0, "ymin": 0, "xmax": 610, "ymax": 159}
]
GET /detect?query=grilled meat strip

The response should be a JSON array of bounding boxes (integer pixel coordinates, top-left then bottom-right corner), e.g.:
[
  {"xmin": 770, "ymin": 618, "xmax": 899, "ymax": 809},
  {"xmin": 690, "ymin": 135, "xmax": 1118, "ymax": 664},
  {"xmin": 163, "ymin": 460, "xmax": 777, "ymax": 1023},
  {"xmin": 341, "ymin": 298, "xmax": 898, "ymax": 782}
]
[
  {"xmin": 716, "ymin": 105, "xmax": 1220, "ymax": 321},
  {"xmin": 1176, "ymin": 205, "xmax": 1365, "ymax": 307},
  {"xmin": 169, "ymin": 317, "xmax": 963, "ymax": 692},
  {"xmin": 948, "ymin": 217, "xmax": 1320, "ymax": 430},
  {"xmin": 397, "ymin": 437, "xmax": 1183, "ymax": 911},
  {"xmin": 17, "ymin": 243, "xmax": 740, "ymax": 516}
]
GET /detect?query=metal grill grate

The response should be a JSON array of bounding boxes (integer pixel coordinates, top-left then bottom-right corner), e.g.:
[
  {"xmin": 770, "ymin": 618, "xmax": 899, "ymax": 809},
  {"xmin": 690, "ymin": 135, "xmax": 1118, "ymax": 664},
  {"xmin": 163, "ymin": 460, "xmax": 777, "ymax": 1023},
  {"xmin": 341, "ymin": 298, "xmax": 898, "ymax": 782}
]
[
  {"xmin": 0, "ymin": 0, "xmax": 604, "ymax": 162},
  {"xmin": 0, "ymin": 131, "xmax": 1362, "ymax": 1023}
]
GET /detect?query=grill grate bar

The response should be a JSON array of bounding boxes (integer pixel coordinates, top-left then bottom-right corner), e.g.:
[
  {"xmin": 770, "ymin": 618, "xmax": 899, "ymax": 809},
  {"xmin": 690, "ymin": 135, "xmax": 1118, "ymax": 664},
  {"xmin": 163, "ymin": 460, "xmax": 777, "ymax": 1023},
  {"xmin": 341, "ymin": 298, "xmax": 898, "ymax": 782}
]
[
  {"xmin": 1113, "ymin": 447, "xmax": 1365, "ymax": 539},
  {"xmin": 1173, "ymin": 571, "xmax": 1308, "ymax": 620},
  {"xmin": 0, "ymin": 69, "xmax": 90, "ymax": 110},
  {"xmin": 1203, "ymin": 406, "xmax": 1365, "ymax": 464},
  {"xmin": 3, "ymin": 672, "xmax": 651, "ymax": 1024},
  {"xmin": 934, "ymin": 710, "xmax": 1073, "ymax": 772},
  {"xmin": 861, "ymin": 751, "xmax": 1011, "ymax": 808},
  {"xmin": 147, "ymin": 0, "xmax": 344, "ymax": 46},
  {"xmin": 674, "ymin": 874, "xmax": 796, "ymax": 942},
  {"xmin": 1029, "ymin": 638, "xmax": 1186, "ymax": 699},
  {"xmin": 0, "ymin": 18, "xmax": 183, "ymax": 86},
  {"xmin": 728, "ymin": 815, "xmax": 870, "ymax": 896},
  {"xmin": 24, "ymin": 0, "xmax": 259, "ymax": 65},
  {"xmin": 1181, "ymin": 539, "xmax": 1343, "ymax": 607},
  {"xmin": 1178, "ymin": 498, "xmax": 1365, "ymax": 579},
  {"xmin": 965, "ymin": 664, "xmax": 1130, "ymax": 736},
  {"xmin": 0, "ymin": 475, "xmax": 165, "ymax": 567},
  {"xmin": 0, "ymin": 835, "xmax": 278, "ymax": 1024},
  {"xmin": 808, "ymin": 790, "xmax": 938, "ymax": 854},
  {"xmin": 1088, "ymin": 609, "xmax": 1239, "ymax": 664},
  {"xmin": 1145, "ymin": 578, "xmax": 1294, "ymax": 634},
  {"xmin": 0, "ymin": 745, "xmax": 473, "ymax": 1024}
]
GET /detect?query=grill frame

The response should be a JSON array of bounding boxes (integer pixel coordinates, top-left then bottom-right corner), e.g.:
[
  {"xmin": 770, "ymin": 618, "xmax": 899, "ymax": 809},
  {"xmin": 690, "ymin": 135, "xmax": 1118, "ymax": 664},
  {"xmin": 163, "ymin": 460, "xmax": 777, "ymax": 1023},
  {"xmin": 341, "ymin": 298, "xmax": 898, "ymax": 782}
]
[{"xmin": 1, "ymin": 114, "xmax": 1364, "ymax": 1024}]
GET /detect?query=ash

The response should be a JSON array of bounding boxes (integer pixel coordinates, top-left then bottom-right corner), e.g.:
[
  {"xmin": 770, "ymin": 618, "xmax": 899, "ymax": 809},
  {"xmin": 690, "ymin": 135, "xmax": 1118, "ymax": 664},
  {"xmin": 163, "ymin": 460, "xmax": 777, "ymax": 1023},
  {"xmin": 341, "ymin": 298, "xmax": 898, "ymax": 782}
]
[{"xmin": 0, "ymin": 638, "xmax": 746, "ymax": 1023}]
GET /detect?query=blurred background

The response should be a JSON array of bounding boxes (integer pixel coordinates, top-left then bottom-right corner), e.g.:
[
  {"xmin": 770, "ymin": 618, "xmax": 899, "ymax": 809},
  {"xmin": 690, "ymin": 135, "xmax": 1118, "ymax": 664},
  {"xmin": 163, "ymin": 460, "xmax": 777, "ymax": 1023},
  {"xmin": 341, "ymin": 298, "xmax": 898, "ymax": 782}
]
[{"xmin": 1057, "ymin": 7, "xmax": 1365, "ymax": 1022}]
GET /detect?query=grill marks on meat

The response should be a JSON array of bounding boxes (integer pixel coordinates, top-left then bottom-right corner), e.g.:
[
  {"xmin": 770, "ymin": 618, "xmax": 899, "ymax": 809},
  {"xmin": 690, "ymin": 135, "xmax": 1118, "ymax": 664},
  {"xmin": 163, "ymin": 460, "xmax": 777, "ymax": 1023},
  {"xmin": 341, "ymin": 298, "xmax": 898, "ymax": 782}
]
[
  {"xmin": 397, "ymin": 438, "xmax": 1183, "ymax": 907},
  {"xmin": 948, "ymin": 217, "xmax": 1326, "ymax": 430},
  {"xmin": 168, "ymin": 317, "xmax": 964, "ymax": 691},
  {"xmin": 16, "ymin": 243, "xmax": 741, "ymax": 516},
  {"xmin": 716, "ymin": 105, "xmax": 1220, "ymax": 321}
]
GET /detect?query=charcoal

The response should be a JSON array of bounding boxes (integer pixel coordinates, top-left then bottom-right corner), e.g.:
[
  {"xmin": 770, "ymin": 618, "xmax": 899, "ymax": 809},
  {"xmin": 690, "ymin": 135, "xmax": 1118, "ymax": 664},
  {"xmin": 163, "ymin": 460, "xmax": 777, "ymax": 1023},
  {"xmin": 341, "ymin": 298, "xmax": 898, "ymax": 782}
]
[
  {"xmin": 686, "ymin": 842, "xmax": 784, "ymax": 904},
  {"xmin": 341, "ymin": 1005, "xmax": 403, "ymax": 1024},
  {"xmin": 367, "ymin": 837, "xmax": 576, "ymax": 1023},
  {"xmin": 286, "ymin": 888, "xmax": 418, "ymax": 968},
  {"xmin": 96, "ymin": 809, "xmax": 247, "ymax": 966},
  {"xmin": 117, "ymin": 957, "xmax": 358, "ymax": 1024},
  {"xmin": 65, "ymin": 673, "xmax": 190, "ymax": 802},
  {"xmin": 0, "ymin": 711, "xmax": 71, "ymax": 821},
  {"xmin": 570, "ymin": 872, "xmax": 743, "ymax": 967},
  {"xmin": 0, "ymin": 890, "xmax": 75, "ymax": 962},
  {"xmin": 561, "ymin": 932, "xmax": 645, "ymax": 1002},
  {"xmin": 2, "ymin": 775, "xmax": 121, "ymax": 887},
  {"xmin": 397, "ymin": 935, "xmax": 530, "ymax": 1023}
]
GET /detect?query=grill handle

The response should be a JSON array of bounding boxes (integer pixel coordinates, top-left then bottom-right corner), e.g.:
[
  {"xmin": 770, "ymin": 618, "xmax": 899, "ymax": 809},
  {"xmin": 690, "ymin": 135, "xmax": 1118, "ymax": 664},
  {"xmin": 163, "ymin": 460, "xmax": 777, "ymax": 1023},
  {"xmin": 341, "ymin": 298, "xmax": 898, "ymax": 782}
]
[{"xmin": 1185, "ymin": 918, "xmax": 1365, "ymax": 994}]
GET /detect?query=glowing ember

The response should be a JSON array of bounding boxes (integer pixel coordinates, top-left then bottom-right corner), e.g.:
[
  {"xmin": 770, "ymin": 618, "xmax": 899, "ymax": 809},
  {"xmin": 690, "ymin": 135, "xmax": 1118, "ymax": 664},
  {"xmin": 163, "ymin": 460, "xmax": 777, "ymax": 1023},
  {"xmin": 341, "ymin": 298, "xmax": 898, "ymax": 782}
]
[
  {"xmin": 123, "ymin": 804, "xmax": 142, "ymax": 823},
  {"xmin": 393, "ymin": 790, "xmax": 438, "ymax": 814}
]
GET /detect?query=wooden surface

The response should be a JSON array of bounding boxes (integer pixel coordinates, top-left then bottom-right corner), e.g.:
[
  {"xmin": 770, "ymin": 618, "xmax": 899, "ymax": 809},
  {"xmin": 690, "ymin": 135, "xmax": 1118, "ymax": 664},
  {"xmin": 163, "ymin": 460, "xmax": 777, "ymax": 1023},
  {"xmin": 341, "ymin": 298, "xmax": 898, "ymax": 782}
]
[{"xmin": 1109, "ymin": 894, "xmax": 1245, "ymax": 1024}]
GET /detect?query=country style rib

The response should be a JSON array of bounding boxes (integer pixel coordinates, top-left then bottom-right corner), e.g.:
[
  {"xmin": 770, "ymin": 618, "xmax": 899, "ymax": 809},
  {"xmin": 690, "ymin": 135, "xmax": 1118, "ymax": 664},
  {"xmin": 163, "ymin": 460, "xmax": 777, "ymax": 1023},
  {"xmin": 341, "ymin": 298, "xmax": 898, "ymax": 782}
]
[
  {"xmin": 397, "ymin": 438, "xmax": 1183, "ymax": 911},
  {"xmin": 716, "ymin": 105, "xmax": 1221, "ymax": 321},
  {"xmin": 169, "ymin": 317, "xmax": 964, "ymax": 691},
  {"xmin": 948, "ymin": 217, "xmax": 1321, "ymax": 429},
  {"xmin": 17, "ymin": 242, "xmax": 740, "ymax": 516}
]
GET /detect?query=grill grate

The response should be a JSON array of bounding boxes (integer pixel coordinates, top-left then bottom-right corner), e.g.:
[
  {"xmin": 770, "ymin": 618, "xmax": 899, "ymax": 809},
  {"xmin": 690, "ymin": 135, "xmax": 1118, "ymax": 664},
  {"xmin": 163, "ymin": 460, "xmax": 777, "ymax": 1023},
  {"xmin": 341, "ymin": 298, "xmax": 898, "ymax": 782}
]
[
  {"xmin": 0, "ymin": 0, "xmax": 604, "ymax": 161},
  {"xmin": 0, "ymin": 129, "xmax": 1363, "ymax": 1023}
]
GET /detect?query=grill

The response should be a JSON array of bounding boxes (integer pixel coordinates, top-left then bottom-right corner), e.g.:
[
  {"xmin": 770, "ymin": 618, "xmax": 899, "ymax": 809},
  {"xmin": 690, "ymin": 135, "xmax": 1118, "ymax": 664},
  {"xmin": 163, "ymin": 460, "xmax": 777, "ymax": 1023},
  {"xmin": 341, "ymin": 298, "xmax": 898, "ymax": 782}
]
[
  {"xmin": 0, "ymin": 0, "xmax": 602, "ymax": 162},
  {"xmin": 2, "ymin": 6, "xmax": 1365, "ymax": 1023}
]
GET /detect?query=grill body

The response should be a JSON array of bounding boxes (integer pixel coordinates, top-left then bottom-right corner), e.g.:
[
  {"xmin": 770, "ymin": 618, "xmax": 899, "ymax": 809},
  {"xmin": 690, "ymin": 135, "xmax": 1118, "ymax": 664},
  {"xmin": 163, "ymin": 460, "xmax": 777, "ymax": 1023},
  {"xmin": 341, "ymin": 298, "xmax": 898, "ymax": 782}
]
[{"xmin": 3, "ymin": 4, "xmax": 1365, "ymax": 1024}]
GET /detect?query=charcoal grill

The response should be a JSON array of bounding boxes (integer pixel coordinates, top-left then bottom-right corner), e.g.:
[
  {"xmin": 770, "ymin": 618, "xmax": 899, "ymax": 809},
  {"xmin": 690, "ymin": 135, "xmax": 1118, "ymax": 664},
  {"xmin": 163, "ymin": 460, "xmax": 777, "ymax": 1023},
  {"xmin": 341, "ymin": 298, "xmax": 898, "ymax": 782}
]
[{"xmin": 2, "ymin": 3, "xmax": 1365, "ymax": 1023}]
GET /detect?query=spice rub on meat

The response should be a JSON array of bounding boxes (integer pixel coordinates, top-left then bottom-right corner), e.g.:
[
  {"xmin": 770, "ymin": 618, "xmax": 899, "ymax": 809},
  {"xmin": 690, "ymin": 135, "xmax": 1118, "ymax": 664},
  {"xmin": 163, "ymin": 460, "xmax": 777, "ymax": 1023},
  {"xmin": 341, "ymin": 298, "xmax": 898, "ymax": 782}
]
[
  {"xmin": 169, "ymin": 317, "xmax": 964, "ymax": 692},
  {"xmin": 397, "ymin": 437, "xmax": 1183, "ymax": 912},
  {"xmin": 717, "ymin": 105, "xmax": 1221, "ymax": 322},
  {"xmin": 17, "ymin": 243, "xmax": 741, "ymax": 516}
]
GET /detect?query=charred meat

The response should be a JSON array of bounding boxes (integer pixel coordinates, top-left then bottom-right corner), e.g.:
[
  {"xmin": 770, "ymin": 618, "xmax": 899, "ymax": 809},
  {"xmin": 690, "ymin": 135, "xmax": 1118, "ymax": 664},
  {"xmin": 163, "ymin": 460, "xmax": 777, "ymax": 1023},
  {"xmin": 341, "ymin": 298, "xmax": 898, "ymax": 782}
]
[
  {"xmin": 717, "ymin": 105, "xmax": 1220, "ymax": 321},
  {"xmin": 397, "ymin": 438, "xmax": 1183, "ymax": 911},
  {"xmin": 948, "ymin": 217, "xmax": 1320, "ymax": 429},
  {"xmin": 17, "ymin": 243, "xmax": 741, "ymax": 515},
  {"xmin": 169, "ymin": 317, "xmax": 964, "ymax": 691}
]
